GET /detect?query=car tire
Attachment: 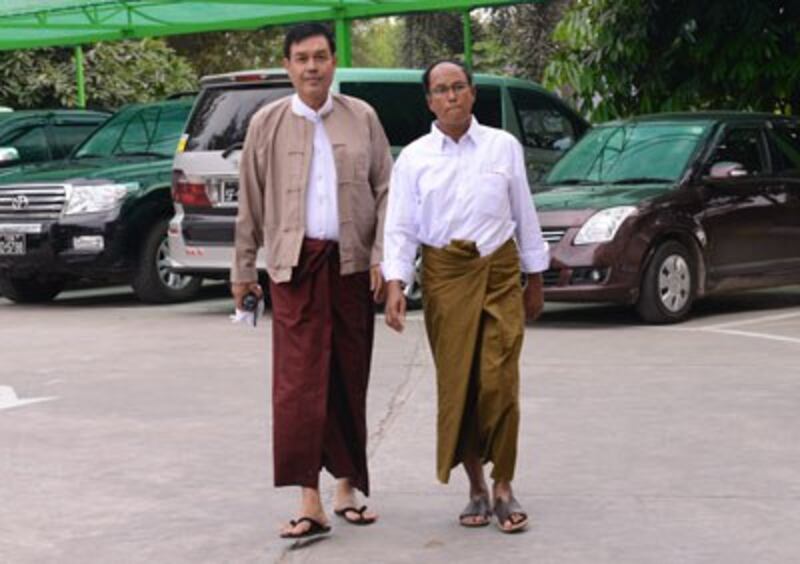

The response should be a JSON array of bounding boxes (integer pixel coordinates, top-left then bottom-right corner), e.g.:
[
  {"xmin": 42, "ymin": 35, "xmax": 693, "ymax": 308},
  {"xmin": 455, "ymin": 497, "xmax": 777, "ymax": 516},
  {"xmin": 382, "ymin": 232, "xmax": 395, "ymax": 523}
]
[
  {"xmin": 0, "ymin": 273, "xmax": 65, "ymax": 303},
  {"xmin": 132, "ymin": 218, "xmax": 202, "ymax": 303},
  {"xmin": 636, "ymin": 240, "xmax": 695, "ymax": 324}
]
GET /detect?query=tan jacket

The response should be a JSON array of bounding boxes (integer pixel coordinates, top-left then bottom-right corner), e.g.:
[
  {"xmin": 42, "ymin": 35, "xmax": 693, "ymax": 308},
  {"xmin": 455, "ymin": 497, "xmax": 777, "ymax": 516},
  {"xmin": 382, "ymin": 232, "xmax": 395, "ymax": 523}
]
[{"xmin": 231, "ymin": 93, "xmax": 392, "ymax": 284}]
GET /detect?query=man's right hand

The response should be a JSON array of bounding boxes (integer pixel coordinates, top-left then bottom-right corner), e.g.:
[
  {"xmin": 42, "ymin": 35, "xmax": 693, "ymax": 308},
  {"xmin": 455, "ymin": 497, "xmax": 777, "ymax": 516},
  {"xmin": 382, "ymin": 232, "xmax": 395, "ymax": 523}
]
[
  {"xmin": 231, "ymin": 281, "xmax": 264, "ymax": 310},
  {"xmin": 384, "ymin": 280, "xmax": 406, "ymax": 333}
]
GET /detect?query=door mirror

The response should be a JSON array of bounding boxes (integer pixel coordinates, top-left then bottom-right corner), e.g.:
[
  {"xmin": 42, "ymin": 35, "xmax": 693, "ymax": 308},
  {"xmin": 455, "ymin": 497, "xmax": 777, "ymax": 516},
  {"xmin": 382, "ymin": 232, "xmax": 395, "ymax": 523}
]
[
  {"xmin": 0, "ymin": 147, "xmax": 20, "ymax": 165},
  {"xmin": 708, "ymin": 161, "xmax": 748, "ymax": 179}
]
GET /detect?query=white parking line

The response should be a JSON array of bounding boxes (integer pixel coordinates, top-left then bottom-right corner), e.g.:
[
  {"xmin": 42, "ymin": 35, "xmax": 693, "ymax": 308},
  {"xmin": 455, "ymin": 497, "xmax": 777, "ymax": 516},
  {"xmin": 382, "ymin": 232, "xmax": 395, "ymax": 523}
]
[
  {"xmin": 0, "ymin": 386, "xmax": 57, "ymax": 411},
  {"xmin": 706, "ymin": 328, "xmax": 800, "ymax": 345},
  {"xmin": 695, "ymin": 310, "xmax": 800, "ymax": 331}
]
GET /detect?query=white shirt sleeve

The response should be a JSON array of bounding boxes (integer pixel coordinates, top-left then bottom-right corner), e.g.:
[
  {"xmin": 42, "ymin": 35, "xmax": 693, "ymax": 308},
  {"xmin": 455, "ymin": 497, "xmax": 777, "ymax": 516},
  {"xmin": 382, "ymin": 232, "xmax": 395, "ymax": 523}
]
[
  {"xmin": 508, "ymin": 137, "xmax": 550, "ymax": 273},
  {"xmin": 381, "ymin": 152, "xmax": 420, "ymax": 286}
]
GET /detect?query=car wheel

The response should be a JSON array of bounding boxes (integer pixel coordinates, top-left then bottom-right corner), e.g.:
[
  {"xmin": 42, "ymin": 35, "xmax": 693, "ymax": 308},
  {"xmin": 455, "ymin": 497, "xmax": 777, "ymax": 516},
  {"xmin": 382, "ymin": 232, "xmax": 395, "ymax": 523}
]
[
  {"xmin": 0, "ymin": 273, "xmax": 65, "ymax": 303},
  {"xmin": 404, "ymin": 252, "xmax": 423, "ymax": 310},
  {"xmin": 132, "ymin": 218, "xmax": 203, "ymax": 303},
  {"xmin": 636, "ymin": 240, "xmax": 695, "ymax": 324}
]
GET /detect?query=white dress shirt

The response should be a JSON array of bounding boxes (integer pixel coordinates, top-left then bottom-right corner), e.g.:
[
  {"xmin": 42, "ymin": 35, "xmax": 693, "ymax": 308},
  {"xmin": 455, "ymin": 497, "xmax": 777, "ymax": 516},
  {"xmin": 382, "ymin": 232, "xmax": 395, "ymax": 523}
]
[
  {"xmin": 382, "ymin": 117, "xmax": 550, "ymax": 286},
  {"xmin": 291, "ymin": 93, "xmax": 339, "ymax": 241}
]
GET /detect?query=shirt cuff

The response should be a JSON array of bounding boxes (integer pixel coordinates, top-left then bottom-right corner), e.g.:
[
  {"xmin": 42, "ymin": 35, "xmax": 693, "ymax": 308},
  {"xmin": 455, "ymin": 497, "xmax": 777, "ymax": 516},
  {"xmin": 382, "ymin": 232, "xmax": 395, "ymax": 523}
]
[
  {"xmin": 381, "ymin": 260, "xmax": 416, "ymax": 288},
  {"xmin": 519, "ymin": 247, "xmax": 551, "ymax": 274}
]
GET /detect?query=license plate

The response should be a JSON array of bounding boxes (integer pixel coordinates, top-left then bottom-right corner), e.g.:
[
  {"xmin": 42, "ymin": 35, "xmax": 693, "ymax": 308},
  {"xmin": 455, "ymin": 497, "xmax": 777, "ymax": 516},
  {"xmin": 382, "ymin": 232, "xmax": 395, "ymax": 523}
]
[
  {"xmin": 0, "ymin": 233, "xmax": 25, "ymax": 255},
  {"xmin": 221, "ymin": 181, "xmax": 239, "ymax": 203}
]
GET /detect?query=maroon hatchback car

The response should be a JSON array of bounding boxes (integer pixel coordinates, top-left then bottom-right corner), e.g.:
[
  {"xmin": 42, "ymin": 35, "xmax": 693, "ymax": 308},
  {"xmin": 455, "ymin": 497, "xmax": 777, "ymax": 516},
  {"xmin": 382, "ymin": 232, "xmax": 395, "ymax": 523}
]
[{"xmin": 533, "ymin": 112, "xmax": 800, "ymax": 323}]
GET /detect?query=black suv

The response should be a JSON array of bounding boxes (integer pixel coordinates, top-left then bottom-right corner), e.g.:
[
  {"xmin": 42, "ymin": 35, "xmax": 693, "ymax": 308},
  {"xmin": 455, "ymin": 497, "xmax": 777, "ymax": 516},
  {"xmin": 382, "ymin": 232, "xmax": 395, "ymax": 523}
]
[{"xmin": 0, "ymin": 98, "xmax": 199, "ymax": 303}]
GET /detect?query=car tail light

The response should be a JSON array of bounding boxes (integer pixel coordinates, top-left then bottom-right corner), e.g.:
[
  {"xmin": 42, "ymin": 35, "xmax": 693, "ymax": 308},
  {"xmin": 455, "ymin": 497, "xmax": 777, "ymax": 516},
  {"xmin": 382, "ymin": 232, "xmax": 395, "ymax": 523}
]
[{"xmin": 172, "ymin": 170, "xmax": 211, "ymax": 207}]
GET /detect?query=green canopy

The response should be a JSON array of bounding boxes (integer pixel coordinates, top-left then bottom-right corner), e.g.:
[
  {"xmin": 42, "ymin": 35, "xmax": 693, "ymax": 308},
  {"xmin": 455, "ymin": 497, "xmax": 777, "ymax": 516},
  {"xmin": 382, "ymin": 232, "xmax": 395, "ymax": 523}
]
[
  {"xmin": 0, "ymin": 0, "xmax": 541, "ymax": 106},
  {"xmin": 0, "ymin": 1, "xmax": 537, "ymax": 51}
]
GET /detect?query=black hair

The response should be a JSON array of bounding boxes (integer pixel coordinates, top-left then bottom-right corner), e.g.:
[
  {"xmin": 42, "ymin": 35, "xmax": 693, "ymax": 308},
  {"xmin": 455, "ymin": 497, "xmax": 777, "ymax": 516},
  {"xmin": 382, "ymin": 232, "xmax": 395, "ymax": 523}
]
[
  {"xmin": 422, "ymin": 59, "xmax": 473, "ymax": 94},
  {"xmin": 283, "ymin": 23, "xmax": 336, "ymax": 59}
]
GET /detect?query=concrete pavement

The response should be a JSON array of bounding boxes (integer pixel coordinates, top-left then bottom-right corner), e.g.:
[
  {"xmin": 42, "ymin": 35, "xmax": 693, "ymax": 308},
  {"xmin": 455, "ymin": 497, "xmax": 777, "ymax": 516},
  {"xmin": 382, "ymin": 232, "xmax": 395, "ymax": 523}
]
[{"xmin": 2, "ymin": 286, "xmax": 800, "ymax": 563}]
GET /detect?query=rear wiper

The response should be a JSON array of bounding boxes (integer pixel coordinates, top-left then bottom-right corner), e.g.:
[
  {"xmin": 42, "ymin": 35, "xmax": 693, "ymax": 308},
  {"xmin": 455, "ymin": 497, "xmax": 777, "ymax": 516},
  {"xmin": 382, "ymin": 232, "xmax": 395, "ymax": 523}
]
[
  {"xmin": 610, "ymin": 177, "xmax": 672, "ymax": 185},
  {"xmin": 116, "ymin": 151, "xmax": 166, "ymax": 158},
  {"xmin": 222, "ymin": 142, "xmax": 243, "ymax": 159}
]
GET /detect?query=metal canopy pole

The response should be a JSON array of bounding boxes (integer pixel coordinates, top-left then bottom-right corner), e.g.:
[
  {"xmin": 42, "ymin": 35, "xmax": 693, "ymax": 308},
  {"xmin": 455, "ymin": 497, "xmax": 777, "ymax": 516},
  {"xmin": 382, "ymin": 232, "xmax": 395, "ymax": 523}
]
[
  {"xmin": 462, "ymin": 8, "xmax": 472, "ymax": 69},
  {"xmin": 334, "ymin": 15, "xmax": 352, "ymax": 67},
  {"xmin": 74, "ymin": 45, "xmax": 86, "ymax": 108}
]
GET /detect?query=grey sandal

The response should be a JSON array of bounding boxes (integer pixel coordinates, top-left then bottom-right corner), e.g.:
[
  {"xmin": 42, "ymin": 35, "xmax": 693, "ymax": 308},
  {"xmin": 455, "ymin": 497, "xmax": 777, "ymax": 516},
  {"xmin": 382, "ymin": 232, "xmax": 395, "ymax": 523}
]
[
  {"xmin": 459, "ymin": 495, "xmax": 492, "ymax": 527},
  {"xmin": 493, "ymin": 496, "xmax": 528, "ymax": 533}
]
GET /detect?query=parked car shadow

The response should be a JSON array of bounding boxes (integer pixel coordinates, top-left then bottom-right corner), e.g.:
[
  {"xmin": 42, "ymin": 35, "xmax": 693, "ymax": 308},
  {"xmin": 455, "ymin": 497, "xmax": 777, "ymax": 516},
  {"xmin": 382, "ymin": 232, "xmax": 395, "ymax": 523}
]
[
  {"xmin": 537, "ymin": 286, "xmax": 800, "ymax": 328},
  {"xmin": 27, "ymin": 281, "xmax": 232, "ymax": 309}
]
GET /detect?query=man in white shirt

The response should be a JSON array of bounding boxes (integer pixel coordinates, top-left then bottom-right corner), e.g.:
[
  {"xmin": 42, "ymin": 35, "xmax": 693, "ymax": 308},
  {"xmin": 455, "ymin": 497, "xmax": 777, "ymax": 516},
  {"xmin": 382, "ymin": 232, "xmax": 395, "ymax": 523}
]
[{"xmin": 383, "ymin": 60, "xmax": 549, "ymax": 534}]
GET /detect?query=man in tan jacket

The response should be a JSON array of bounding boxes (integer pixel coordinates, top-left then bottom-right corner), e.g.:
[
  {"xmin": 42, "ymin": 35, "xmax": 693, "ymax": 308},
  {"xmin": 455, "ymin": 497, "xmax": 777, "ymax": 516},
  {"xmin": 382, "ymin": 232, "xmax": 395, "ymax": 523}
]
[{"xmin": 231, "ymin": 23, "xmax": 392, "ymax": 540}]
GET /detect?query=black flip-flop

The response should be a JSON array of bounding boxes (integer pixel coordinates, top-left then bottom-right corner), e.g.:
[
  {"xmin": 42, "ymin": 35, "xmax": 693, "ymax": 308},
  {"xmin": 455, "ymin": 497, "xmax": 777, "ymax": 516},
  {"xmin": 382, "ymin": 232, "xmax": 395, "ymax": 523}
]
[
  {"xmin": 493, "ymin": 496, "xmax": 528, "ymax": 533},
  {"xmin": 459, "ymin": 496, "xmax": 492, "ymax": 527},
  {"xmin": 334, "ymin": 505, "xmax": 377, "ymax": 526},
  {"xmin": 279, "ymin": 517, "xmax": 332, "ymax": 539}
]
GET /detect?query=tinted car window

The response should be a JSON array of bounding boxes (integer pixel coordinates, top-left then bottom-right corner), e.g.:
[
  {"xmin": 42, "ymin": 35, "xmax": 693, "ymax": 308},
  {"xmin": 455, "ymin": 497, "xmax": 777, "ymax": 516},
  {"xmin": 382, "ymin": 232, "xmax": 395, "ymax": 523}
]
[
  {"xmin": 708, "ymin": 127, "xmax": 764, "ymax": 174},
  {"xmin": 6, "ymin": 126, "xmax": 50, "ymax": 163},
  {"xmin": 75, "ymin": 104, "xmax": 192, "ymax": 158},
  {"xmin": 339, "ymin": 82, "xmax": 502, "ymax": 146},
  {"xmin": 509, "ymin": 87, "xmax": 577, "ymax": 151},
  {"xmin": 52, "ymin": 124, "xmax": 98, "ymax": 158},
  {"xmin": 185, "ymin": 85, "xmax": 293, "ymax": 151},
  {"xmin": 767, "ymin": 124, "xmax": 800, "ymax": 174}
]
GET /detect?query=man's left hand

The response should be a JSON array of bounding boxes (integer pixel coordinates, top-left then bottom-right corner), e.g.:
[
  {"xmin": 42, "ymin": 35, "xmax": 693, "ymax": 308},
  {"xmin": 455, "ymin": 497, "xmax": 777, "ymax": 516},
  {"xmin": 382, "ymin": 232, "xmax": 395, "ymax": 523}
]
[
  {"xmin": 370, "ymin": 265, "xmax": 386, "ymax": 303},
  {"xmin": 523, "ymin": 273, "xmax": 545, "ymax": 322}
]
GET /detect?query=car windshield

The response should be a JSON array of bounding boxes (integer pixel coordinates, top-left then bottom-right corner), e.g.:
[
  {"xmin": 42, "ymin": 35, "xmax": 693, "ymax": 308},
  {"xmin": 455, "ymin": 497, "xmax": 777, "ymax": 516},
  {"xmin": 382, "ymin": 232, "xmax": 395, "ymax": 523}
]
[
  {"xmin": 545, "ymin": 121, "xmax": 712, "ymax": 186},
  {"xmin": 73, "ymin": 103, "xmax": 191, "ymax": 159},
  {"xmin": 184, "ymin": 84, "xmax": 293, "ymax": 152}
]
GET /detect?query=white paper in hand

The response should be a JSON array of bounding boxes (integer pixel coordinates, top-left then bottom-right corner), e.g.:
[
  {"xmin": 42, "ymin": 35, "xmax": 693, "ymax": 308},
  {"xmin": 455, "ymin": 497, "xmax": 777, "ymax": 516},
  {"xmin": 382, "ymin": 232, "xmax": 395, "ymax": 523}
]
[{"xmin": 230, "ymin": 300, "xmax": 265, "ymax": 328}]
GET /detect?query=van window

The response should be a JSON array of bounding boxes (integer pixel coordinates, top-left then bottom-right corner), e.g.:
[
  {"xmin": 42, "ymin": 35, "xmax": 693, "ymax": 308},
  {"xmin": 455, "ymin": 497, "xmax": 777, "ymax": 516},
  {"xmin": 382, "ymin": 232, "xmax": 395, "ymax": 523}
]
[
  {"xmin": 53, "ymin": 124, "xmax": 98, "ymax": 158},
  {"xmin": 340, "ymin": 82, "xmax": 502, "ymax": 147},
  {"xmin": 5, "ymin": 126, "xmax": 50, "ymax": 163},
  {"xmin": 509, "ymin": 87, "xmax": 578, "ymax": 151},
  {"xmin": 185, "ymin": 84, "xmax": 293, "ymax": 152}
]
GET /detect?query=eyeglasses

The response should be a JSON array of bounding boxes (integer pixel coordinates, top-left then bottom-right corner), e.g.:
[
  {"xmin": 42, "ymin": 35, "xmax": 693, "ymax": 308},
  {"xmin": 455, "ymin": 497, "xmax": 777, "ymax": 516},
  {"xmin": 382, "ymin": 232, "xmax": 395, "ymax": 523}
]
[{"xmin": 429, "ymin": 82, "xmax": 470, "ymax": 97}]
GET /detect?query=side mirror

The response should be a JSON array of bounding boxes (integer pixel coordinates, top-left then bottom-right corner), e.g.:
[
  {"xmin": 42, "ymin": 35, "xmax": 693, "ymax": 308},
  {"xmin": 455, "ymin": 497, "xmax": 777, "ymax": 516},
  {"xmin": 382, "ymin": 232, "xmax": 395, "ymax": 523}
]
[
  {"xmin": 708, "ymin": 161, "xmax": 748, "ymax": 179},
  {"xmin": 552, "ymin": 136, "xmax": 574, "ymax": 151},
  {"xmin": 0, "ymin": 147, "xmax": 20, "ymax": 165}
]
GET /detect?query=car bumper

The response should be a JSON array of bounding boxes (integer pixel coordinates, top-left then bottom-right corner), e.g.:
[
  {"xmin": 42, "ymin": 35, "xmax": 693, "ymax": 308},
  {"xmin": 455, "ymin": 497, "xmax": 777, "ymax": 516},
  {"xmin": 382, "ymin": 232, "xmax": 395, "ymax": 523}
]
[
  {"xmin": 541, "ymin": 227, "xmax": 646, "ymax": 305},
  {"xmin": 168, "ymin": 213, "xmax": 264, "ymax": 279},
  {"xmin": 0, "ymin": 213, "xmax": 130, "ymax": 278}
]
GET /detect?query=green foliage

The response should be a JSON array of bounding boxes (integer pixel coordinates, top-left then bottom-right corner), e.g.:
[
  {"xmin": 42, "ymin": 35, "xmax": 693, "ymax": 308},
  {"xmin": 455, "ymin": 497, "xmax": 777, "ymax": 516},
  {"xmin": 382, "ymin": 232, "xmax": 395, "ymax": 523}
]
[
  {"xmin": 544, "ymin": 0, "xmax": 800, "ymax": 121},
  {"xmin": 401, "ymin": 12, "xmax": 464, "ymax": 68},
  {"xmin": 167, "ymin": 29, "xmax": 284, "ymax": 77},
  {"xmin": 0, "ymin": 39, "xmax": 196, "ymax": 110},
  {"xmin": 352, "ymin": 18, "xmax": 402, "ymax": 68},
  {"xmin": 482, "ymin": 1, "xmax": 573, "ymax": 81}
]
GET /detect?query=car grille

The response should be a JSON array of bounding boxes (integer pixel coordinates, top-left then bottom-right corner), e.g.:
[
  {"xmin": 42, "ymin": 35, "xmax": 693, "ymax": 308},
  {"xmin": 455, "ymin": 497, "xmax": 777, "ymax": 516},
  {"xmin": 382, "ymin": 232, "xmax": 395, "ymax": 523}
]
[
  {"xmin": 542, "ymin": 228, "xmax": 567, "ymax": 244},
  {"xmin": 542, "ymin": 269, "xmax": 561, "ymax": 286},
  {"xmin": 0, "ymin": 184, "xmax": 67, "ymax": 220}
]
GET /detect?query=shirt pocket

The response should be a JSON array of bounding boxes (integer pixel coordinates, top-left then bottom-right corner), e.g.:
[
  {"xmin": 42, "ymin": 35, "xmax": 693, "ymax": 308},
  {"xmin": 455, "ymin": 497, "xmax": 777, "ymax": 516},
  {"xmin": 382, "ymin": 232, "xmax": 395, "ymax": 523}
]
[{"xmin": 472, "ymin": 170, "xmax": 511, "ymax": 218}]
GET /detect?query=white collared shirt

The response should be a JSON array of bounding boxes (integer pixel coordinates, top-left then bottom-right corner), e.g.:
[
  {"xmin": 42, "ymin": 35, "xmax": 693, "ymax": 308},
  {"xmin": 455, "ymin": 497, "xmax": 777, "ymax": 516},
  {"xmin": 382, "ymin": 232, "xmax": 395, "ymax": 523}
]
[
  {"xmin": 291, "ymin": 93, "xmax": 339, "ymax": 241},
  {"xmin": 382, "ymin": 117, "xmax": 550, "ymax": 286}
]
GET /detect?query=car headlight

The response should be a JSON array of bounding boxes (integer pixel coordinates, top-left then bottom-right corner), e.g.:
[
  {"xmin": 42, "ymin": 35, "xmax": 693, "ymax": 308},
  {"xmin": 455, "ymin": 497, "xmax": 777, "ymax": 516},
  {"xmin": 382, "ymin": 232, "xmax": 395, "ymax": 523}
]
[
  {"xmin": 574, "ymin": 206, "xmax": 637, "ymax": 245},
  {"xmin": 63, "ymin": 183, "xmax": 133, "ymax": 216}
]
